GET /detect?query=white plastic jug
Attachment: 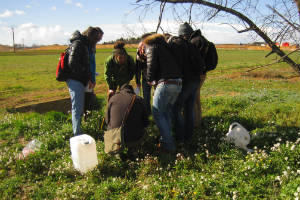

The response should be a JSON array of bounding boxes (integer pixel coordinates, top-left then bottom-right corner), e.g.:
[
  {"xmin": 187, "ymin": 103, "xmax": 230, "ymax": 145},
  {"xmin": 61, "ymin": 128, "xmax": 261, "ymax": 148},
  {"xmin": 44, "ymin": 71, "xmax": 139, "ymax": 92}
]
[
  {"xmin": 225, "ymin": 122, "xmax": 253, "ymax": 152},
  {"xmin": 70, "ymin": 134, "xmax": 98, "ymax": 174}
]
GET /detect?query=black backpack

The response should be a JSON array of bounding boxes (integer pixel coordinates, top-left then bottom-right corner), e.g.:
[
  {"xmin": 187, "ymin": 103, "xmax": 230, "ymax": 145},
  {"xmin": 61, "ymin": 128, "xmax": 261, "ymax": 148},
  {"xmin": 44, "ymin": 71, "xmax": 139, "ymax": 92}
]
[
  {"xmin": 190, "ymin": 31, "xmax": 218, "ymax": 72},
  {"xmin": 56, "ymin": 48, "xmax": 70, "ymax": 81},
  {"xmin": 168, "ymin": 36, "xmax": 205, "ymax": 76}
]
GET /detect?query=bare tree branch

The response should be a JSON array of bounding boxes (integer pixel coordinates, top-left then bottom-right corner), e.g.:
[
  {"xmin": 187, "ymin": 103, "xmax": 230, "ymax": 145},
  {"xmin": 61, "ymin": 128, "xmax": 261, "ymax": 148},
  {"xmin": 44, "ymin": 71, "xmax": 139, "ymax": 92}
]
[
  {"xmin": 149, "ymin": 0, "xmax": 300, "ymax": 76},
  {"xmin": 294, "ymin": 0, "xmax": 300, "ymax": 23},
  {"xmin": 156, "ymin": 2, "xmax": 166, "ymax": 33},
  {"xmin": 188, "ymin": 3, "xmax": 193, "ymax": 24},
  {"xmin": 266, "ymin": 4, "xmax": 300, "ymax": 34},
  {"xmin": 247, "ymin": 48, "xmax": 300, "ymax": 72}
]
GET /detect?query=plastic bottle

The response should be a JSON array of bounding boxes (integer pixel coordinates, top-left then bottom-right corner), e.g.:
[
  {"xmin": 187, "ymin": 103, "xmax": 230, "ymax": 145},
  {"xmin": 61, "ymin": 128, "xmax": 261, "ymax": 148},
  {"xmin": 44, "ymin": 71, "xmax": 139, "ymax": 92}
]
[
  {"xmin": 19, "ymin": 139, "xmax": 42, "ymax": 159},
  {"xmin": 70, "ymin": 134, "xmax": 98, "ymax": 174}
]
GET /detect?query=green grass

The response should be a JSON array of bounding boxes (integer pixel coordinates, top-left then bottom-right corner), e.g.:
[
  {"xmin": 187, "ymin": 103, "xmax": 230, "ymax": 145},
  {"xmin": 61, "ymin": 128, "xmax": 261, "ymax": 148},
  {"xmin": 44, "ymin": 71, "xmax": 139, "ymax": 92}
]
[{"xmin": 0, "ymin": 49, "xmax": 299, "ymax": 199}]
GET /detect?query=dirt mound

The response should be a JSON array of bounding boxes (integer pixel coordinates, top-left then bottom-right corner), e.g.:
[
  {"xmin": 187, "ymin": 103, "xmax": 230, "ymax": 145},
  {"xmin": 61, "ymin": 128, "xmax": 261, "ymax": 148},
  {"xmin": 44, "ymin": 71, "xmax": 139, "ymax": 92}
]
[{"xmin": 11, "ymin": 98, "xmax": 71, "ymax": 114}]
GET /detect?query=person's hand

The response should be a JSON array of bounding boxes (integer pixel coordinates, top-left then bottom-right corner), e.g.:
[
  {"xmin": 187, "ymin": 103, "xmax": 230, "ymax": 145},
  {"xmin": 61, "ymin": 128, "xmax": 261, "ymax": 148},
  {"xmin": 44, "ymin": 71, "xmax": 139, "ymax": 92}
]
[
  {"xmin": 147, "ymin": 81, "xmax": 156, "ymax": 86},
  {"xmin": 108, "ymin": 90, "xmax": 115, "ymax": 101},
  {"xmin": 88, "ymin": 81, "xmax": 96, "ymax": 89}
]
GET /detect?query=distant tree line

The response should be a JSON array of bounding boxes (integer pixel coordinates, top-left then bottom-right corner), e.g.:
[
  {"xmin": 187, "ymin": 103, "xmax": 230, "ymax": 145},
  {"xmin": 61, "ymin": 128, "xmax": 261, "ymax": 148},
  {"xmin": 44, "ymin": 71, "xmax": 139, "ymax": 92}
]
[{"xmin": 103, "ymin": 36, "xmax": 141, "ymax": 44}]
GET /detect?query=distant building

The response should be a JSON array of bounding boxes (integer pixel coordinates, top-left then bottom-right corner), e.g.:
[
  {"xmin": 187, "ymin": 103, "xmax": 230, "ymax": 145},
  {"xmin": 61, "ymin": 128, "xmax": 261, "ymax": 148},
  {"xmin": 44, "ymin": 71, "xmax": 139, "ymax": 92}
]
[{"xmin": 282, "ymin": 42, "xmax": 290, "ymax": 47}]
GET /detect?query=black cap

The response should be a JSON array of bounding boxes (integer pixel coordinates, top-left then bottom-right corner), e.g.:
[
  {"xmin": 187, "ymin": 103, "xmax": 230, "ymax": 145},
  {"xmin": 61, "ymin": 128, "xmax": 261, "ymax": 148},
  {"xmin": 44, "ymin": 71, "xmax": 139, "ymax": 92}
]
[{"xmin": 178, "ymin": 22, "xmax": 194, "ymax": 36}]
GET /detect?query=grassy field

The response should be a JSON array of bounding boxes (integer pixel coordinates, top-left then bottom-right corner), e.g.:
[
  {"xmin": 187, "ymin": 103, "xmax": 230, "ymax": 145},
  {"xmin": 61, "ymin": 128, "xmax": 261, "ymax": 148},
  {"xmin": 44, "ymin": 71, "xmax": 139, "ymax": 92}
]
[{"xmin": 0, "ymin": 48, "xmax": 299, "ymax": 199}]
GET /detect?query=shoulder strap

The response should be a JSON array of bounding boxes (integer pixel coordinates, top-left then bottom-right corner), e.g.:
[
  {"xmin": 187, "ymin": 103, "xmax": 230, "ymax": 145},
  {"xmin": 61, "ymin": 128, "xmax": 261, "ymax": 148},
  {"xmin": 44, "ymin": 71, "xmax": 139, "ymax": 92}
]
[{"xmin": 121, "ymin": 94, "xmax": 136, "ymax": 126}]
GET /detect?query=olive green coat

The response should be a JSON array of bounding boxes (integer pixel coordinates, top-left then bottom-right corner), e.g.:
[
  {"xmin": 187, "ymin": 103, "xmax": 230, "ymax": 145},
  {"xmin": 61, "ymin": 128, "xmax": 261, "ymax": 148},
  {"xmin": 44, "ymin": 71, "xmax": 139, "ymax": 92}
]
[{"xmin": 104, "ymin": 54, "xmax": 136, "ymax": 90}]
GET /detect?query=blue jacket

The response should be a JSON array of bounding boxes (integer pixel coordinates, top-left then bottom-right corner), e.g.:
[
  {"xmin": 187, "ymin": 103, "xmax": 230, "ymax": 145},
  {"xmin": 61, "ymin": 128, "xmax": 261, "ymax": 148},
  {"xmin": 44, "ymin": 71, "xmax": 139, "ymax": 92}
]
[{"xmin": 88, "ymin": 47, "xmax": 96, "ymax": 83}]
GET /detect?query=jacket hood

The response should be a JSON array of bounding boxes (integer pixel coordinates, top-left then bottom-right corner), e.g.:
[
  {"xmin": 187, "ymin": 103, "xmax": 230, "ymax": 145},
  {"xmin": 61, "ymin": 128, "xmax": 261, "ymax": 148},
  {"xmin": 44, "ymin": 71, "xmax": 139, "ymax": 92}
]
[
  {"xmin": 144, "ymin": 34, "xmax": 166, "ymax": 45},
  {"xmin": 120, "ymin": 84, "xmax": 135, "ymax": 94},
  {"xmin": 70, "ymin": 30, "xmax": 89, "ymax": 43},
  {"xmin": 190, "ymin": 29, "xmax": 202, "ymax": 40}
]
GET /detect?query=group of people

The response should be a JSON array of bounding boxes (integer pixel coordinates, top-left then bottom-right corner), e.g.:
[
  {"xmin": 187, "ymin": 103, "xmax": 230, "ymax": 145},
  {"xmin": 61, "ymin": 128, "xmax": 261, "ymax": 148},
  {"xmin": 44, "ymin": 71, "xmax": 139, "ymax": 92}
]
[{"xmin": 65, "ymin": 22, "xmax": 210, "ymax": 154}]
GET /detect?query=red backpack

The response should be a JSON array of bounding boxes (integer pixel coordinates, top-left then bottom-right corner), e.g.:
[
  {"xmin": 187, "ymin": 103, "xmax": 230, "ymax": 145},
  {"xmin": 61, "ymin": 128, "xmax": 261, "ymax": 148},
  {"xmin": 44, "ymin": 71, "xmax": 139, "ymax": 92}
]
[{"xmin": 56, "ymin": 48, "xmax": 70, "ymax": 81}]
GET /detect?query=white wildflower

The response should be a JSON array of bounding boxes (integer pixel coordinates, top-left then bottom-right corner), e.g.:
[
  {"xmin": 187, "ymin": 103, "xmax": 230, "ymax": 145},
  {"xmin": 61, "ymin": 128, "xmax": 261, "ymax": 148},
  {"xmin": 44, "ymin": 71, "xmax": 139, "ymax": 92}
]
[
  {"xmin": 232, "ymin": 191, "xmax": 237, "ymax": 200},
  {"xmin": 142, "ymin": 185, "xmax": 149, "ymax": 190},
  {"xmin": 291, "ymin": 145, "xmax": 296, "ymax": 151},
  {"xmin": 285, "ymin": 157, "xmax": 288, "ymax": 161}
]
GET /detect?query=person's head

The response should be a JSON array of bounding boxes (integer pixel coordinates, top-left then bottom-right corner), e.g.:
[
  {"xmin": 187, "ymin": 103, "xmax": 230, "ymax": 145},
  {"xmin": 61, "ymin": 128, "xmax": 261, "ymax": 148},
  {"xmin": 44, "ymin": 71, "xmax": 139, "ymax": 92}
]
[
  {"xmin": 178, "ymin": 22, "xmax": 194, "ymax": 40},
  {"xmin": 82, "ymin": 26, "xmax": 104, "ymax": 46},
  {"xmin": 113, "ymin": 41, "xmax": 127, "ymax": 65}
]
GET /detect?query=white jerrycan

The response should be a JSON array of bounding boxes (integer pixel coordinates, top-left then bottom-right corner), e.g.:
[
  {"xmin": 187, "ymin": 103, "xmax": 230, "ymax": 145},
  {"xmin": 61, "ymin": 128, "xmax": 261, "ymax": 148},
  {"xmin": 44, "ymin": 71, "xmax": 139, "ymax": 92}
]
[
  {"xmin": 70, "ymin": 134, "xmax": 98, "ymax": 174},
  {"xmin": 225, "ymin": 122, "xmax": 253, "ymax": 152}
]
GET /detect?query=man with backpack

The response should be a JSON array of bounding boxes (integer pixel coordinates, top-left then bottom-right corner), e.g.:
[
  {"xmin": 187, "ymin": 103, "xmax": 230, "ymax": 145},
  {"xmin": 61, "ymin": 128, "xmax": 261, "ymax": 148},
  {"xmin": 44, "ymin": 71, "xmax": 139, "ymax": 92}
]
[
  {"xmin": 177, "ymin": 22, "xmax": 218, "ymax": 129},
  {"xmin": 170, "ymin": 24, "xmax": 205, "ymax": 144},
  {"xmin": 66, "ymin": 27, "xmax": 103, "ymax": 136}
]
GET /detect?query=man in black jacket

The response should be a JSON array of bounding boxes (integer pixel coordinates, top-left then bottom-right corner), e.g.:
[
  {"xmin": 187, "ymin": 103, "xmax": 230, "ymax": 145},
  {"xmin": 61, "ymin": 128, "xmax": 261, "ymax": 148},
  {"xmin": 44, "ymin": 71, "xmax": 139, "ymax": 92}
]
[
  {"xmin": 144, "ymin": 34, "xmax": 182, "ymax": 152},
  {"xmin": 66, "ymin": 27, "xmax": 103, "ymax": 136}
]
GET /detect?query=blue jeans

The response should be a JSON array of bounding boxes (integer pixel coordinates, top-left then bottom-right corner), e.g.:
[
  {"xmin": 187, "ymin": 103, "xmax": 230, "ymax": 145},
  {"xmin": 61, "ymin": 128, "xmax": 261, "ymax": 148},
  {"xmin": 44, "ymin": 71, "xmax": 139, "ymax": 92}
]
[
  {"xmin": 173, "ymin": 79, "xmax": 200, "ymax": 142},
  {"xmin": 142, "ymin": 77, "xmax": 152, "ymax": 115},
  {"xmin": 67, "ymin": 79, "xmax": 85, "ymax": 136},
  {"xmin": 152, "ymin": 79, "xmax": 182, "ymax": 151}
]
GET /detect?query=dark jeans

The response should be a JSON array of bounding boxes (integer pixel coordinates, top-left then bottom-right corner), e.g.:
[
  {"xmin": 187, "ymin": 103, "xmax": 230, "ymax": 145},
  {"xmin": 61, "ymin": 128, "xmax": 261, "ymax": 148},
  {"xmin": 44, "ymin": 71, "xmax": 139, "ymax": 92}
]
[
  {"xmin": 173, "ymin": 79, "xmax": 200, "ymax": 142},
  {"xmin": 84, "ymin": 92, "xmax": 95, "ymax": 112},
  {"xmin": 142, "ymin": 78, "xmax": 152, "ymax": 115}
]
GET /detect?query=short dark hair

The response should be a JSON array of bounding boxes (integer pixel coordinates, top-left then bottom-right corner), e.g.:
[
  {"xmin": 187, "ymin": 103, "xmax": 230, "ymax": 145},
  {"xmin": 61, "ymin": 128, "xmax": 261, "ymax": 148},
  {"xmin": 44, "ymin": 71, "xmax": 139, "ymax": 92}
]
[{"xmin": 113, "ymin": 41, "xmax": 127, "ymax": 55}]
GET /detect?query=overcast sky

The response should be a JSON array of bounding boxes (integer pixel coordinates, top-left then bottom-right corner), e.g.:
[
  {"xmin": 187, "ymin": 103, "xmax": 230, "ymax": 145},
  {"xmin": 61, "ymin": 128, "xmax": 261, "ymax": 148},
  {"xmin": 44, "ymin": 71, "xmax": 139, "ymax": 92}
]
[{"xmin": 0, "ymin": 0, "xmax": 256, "ymax": 46}]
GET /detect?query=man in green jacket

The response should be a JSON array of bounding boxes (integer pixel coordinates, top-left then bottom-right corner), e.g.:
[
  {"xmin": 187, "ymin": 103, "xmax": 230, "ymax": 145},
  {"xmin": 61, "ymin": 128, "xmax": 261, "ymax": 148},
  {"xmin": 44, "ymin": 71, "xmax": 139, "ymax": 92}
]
[{"xmin": 104, "ymin": 41, "xmax": 136, "ymax": 100}]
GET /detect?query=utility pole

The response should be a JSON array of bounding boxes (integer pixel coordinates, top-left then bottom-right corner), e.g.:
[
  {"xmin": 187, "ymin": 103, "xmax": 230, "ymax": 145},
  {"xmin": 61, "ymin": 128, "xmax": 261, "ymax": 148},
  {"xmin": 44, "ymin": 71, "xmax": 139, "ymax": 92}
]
[{"xmin": 11, "ymin": 27, "xmax": 15, "ymax": 53}]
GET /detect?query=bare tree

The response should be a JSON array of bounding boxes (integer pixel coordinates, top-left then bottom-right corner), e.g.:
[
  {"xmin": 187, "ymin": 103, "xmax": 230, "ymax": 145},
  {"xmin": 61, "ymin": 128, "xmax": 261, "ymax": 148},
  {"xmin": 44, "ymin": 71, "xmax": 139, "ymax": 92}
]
[{"xmin": 135, "ymin": 0, "xmax": 300, "ymax": 76}]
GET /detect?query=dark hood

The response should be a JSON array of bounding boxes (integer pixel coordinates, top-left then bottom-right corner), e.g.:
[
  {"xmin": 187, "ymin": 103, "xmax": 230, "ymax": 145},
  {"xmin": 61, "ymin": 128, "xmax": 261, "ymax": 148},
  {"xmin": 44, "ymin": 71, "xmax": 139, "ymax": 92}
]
[
  {"xmin": 190, "ymin": 29, "xmax": 202, "ymax": 40},
  {"xmin": 70, "ymin": 30, "xmax": 89, "ymax": 44}
]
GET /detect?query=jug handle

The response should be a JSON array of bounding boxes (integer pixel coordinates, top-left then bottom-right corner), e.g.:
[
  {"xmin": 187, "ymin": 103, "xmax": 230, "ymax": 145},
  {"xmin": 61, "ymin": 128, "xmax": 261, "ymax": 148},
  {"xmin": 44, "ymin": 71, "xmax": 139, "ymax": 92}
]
[
  {"xmin": 229, "ymin": 122, "xmax": 248, "ymax": 133},
  {"xmin": 229, "ymin": 122, "xmax": 240, "ymax": 131}
]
